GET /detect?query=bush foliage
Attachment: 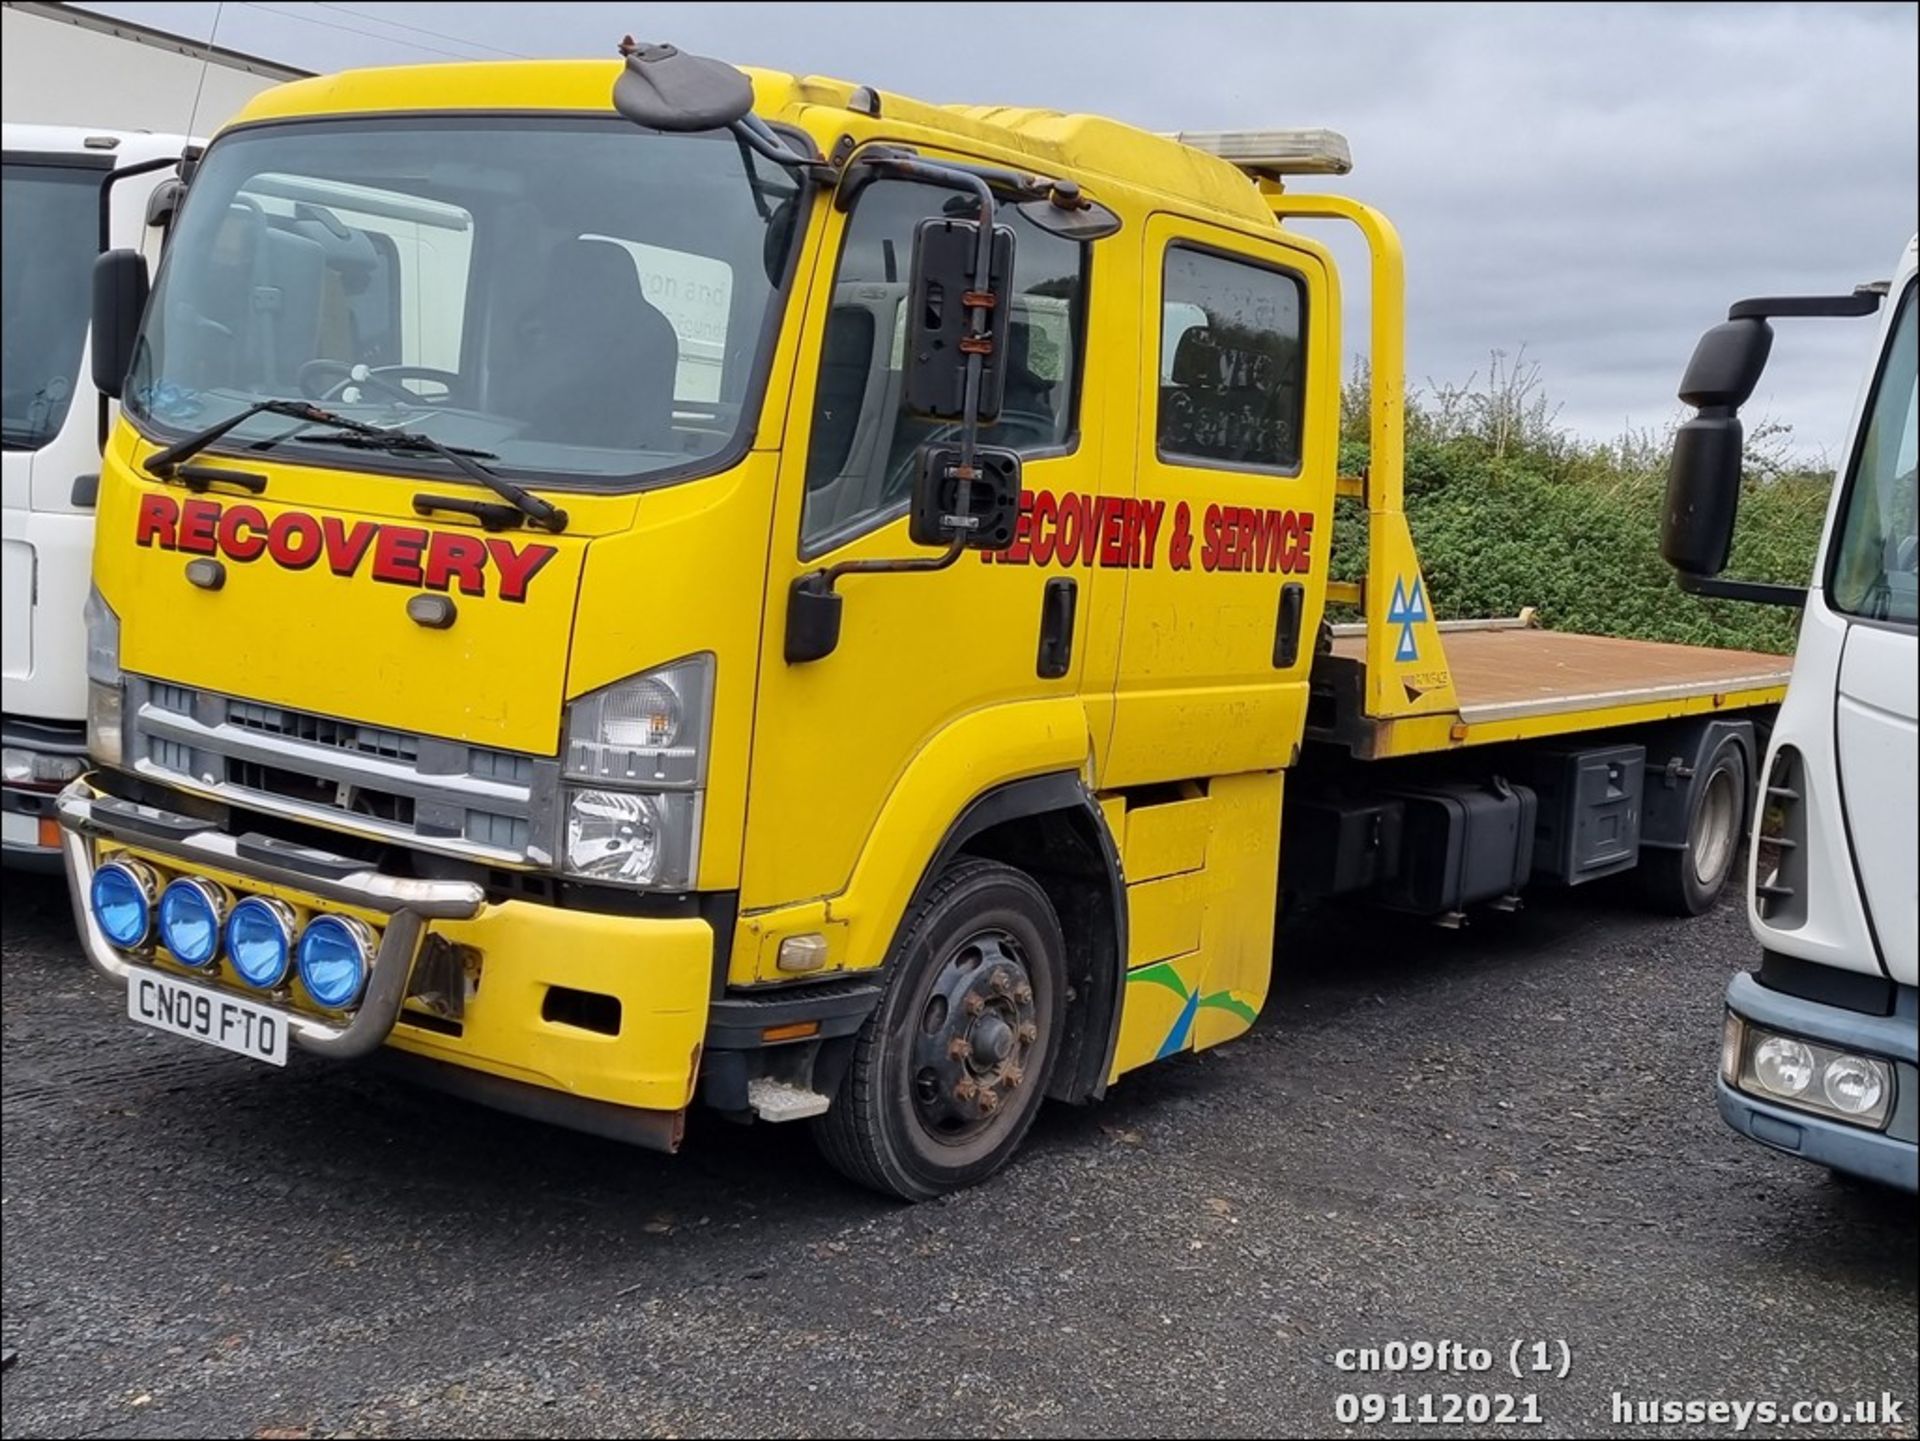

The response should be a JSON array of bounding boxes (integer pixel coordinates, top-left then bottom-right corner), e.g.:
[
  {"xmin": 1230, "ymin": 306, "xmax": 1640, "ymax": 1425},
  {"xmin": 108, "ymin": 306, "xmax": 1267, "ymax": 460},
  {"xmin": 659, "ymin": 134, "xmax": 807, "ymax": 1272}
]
[{"xmin": 1331, "ymin": 351, "xmax": 1830, "ymax": 654}]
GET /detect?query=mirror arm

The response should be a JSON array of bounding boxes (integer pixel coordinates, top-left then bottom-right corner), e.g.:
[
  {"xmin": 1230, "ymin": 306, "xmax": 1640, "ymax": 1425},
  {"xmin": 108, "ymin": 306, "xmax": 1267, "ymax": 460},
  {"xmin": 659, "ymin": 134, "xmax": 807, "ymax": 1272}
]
[
  {"xmin": 1728, "ymin": 288, "xmax": 1884, "ymax": 322},
  {"xmin": 727, "ymin": 114, "xmax": 839, "ymax": 186},
  {"xmin": 1674, "ymin": 573, "xmax": 1807, "ymax": 608}
]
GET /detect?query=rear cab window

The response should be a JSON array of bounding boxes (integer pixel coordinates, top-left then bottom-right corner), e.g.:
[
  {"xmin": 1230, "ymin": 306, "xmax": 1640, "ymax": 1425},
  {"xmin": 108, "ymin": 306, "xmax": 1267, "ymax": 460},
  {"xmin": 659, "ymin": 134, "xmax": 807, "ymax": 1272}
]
[{"xmin": 1157, "ymin": 244, "xmax": 1306, "ymax": 474}]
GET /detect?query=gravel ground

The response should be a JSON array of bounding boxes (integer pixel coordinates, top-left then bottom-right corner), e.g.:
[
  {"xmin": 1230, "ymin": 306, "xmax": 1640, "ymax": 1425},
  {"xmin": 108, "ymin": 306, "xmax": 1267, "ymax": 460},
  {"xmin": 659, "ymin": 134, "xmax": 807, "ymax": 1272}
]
[{"xmin": 2, "ymin": 867, "xmax": 1914, "ymax": 1439}]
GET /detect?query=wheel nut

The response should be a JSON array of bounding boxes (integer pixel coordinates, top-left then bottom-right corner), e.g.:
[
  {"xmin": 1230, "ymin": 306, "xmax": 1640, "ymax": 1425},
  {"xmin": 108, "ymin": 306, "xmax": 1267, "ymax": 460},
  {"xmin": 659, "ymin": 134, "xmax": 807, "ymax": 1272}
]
[
  {"xmin": 1014, "ymin": 983, "xmax": 1033, "ymax": 1004},
  {"xmin": 990, "ymin": 968, "xmax": 1011, "ymax": 994},
  {"xmin": 1016, "ymin": 1021, "xmax": 1038, "ymax": 1044},
  {"xmin": 1002, "ymin": 1062, "xmax": 1024, "ymax": 1089},
  {"xmin": 964, "ymin": 993, "xmax": 986, "ymax": 1016},
  {"xmin": 977, "ymin": 1089, "xmax": 1000, "ymax": 1114},
  {"xmin": 947, "ymin": 1037, "xmax": 972, "ymax": 1061}
]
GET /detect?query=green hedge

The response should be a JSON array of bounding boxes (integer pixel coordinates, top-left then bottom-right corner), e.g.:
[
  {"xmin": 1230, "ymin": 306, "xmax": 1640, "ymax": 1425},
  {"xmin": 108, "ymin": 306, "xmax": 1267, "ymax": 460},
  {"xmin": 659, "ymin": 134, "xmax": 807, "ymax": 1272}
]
[{"xmin": 1331, "ymin": 373, "xmax": 1831, "ymax": 656}]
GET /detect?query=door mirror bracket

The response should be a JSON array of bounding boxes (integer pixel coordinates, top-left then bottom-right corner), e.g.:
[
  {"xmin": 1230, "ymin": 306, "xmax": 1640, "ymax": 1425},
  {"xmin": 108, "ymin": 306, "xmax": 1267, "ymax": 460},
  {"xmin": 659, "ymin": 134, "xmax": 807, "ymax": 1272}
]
[{"xmin": 785, "ymin": 157, "xmax": 1024, "ymax": 664}]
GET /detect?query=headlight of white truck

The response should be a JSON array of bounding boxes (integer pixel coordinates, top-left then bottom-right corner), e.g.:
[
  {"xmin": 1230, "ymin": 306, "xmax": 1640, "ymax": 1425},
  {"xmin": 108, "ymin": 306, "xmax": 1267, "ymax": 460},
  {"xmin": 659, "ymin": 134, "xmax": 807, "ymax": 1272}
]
[
  {"xmin": 1727, "ymin": 1012, "xmax": 1895, "ymax": 1130},
  {"xmin": 559, "ymin": 655, "xmax": 712, "ymax": 889},
  {"xmin": 84, "ymin": 586, "xmax": 124, "ymax": 768}
]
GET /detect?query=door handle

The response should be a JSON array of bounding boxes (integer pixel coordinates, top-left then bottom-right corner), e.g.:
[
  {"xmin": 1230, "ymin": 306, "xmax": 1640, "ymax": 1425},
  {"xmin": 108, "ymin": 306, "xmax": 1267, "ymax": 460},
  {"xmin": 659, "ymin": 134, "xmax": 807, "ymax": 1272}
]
[
  {"xmin": 1036, "ymin": 577, "xmax": 1078, "ymax": 679},
  {"xmin": 1273, "ymin": 581, "xmax": 1306, "ymax": 668}
]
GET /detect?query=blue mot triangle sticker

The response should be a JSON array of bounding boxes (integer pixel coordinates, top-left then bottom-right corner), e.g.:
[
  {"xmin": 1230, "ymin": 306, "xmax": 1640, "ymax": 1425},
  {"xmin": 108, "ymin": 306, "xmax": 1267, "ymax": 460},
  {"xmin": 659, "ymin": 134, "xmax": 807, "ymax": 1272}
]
[{"xmin": 1387, "ymin": 576, "xmax": 1427, "ymax": 663}]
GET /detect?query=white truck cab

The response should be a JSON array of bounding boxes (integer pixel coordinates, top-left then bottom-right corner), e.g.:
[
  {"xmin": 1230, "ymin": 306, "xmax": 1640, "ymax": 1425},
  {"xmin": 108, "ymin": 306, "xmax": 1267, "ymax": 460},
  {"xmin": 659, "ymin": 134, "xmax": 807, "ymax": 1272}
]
[
  {"xmin": 3, "ymin": 125, "xmax": 187, "ymax": 868},
  {"xmin": 1667, "ymin": 236, "xmax": 1919, "ymax": 1192}
]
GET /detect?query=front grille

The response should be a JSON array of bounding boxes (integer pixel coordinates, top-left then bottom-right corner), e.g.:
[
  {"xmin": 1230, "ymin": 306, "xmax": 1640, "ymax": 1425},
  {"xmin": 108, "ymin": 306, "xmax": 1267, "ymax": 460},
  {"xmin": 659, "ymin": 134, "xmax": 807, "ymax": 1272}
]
[
  {"xmin": 228, "ymin": 701, "xmax": 422, "ymax": 764},
  {"xmin": 227, "ymin": 758, "xmax": 420, "ymax": 828},
  {"xmin": 126, "ymin": 679, "xmax": 553, "ymax": 865},
  {"xmin": 151, "ymin": 682, "xmax": 195, "ymax": 715}
]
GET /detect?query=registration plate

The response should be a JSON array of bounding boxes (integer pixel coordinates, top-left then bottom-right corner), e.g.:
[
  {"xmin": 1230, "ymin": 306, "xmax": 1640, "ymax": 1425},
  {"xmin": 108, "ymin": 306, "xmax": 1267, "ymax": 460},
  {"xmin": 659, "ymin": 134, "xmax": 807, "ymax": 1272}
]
[{"xmin": 127, "ymin": 970, "xmax": 290, "ymax": 1066}]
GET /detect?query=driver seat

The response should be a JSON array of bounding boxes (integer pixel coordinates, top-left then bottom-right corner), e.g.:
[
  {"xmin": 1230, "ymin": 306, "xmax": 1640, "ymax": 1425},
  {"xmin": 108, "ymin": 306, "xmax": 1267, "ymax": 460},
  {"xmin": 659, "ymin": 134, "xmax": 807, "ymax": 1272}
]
[{"xmin": 501, "ymin": 239, "xmax": 679, "ymax": 450}]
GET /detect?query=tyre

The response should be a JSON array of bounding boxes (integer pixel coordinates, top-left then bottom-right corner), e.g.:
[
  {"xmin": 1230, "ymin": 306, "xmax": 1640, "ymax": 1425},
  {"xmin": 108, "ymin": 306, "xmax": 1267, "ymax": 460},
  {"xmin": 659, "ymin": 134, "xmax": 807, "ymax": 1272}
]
[
  {"xmin": 1640, "ymin": 736, "xmax": 1748, "ymax": 916},
  {"xmin": 813, "ymin": 858, "xmax": 1066, "ymax": 1201}
]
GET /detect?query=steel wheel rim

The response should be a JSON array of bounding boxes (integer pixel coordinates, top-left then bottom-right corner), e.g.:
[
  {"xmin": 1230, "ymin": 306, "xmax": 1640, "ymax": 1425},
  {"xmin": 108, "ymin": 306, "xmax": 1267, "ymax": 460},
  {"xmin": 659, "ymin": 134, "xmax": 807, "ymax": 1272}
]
[
  {"xmin": 1692, "ymin": 767, "xmax": 1738, "ymax": 886},
  {"xmin": 906, "ymin": 927, "xmax": 1041, "ymax": 1148}
]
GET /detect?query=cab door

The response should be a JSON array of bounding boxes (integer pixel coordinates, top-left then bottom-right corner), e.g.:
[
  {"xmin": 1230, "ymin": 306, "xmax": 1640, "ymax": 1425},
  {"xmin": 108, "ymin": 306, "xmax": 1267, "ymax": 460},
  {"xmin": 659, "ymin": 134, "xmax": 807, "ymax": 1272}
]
[
  {"xmin": 1105, "ymin": 213, "xmax": 1337, "ymax": 784},
  {"xmin": 738, "ymin": 172, "xmax": 1111, "ymax": 943},
  {"xmin": 1101, "ymin": 213, "xmax": 1338, "ymax": 1075}
]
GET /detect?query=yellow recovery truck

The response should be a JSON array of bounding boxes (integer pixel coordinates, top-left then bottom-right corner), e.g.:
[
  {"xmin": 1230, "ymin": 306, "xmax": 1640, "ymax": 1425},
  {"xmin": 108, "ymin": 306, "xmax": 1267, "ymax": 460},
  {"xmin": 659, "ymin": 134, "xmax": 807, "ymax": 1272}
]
[{"xmin": 62, "ymin": 45, "xmax": 1791, "ymax": 1197}]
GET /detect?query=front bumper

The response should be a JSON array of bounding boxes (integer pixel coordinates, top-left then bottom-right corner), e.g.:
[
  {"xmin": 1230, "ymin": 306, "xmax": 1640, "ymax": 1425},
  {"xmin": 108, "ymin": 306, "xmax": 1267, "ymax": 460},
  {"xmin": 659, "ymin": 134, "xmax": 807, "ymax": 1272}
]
[
  {"xmin": 56, "ymin": 777, "xmax": 713, "ymax": 1148},
  {"xmin": 3, "ymin": 715, "xmax": 87, "ymax": 869},
  {"xmin": 1719, "ymin": 971, "xmax": 1919, "ymax": 1193}
]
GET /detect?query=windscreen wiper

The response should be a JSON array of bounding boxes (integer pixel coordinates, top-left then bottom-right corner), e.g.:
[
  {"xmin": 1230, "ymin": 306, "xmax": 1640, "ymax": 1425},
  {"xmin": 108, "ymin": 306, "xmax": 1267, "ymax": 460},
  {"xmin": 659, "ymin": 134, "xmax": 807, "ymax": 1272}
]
[
  {"xmin": 295, "ymin": 419, "xmax": 568, "ymax": 533},
  {"xmin": 142, "ymin": 397, "xmax": 347, "ymax": 479}
]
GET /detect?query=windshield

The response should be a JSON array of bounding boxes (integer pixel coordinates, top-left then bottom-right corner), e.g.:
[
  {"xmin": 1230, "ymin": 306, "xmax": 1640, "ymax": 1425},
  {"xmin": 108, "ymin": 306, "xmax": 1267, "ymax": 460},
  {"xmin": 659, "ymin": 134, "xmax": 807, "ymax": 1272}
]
[
  {"xmin": 126, "ymin": 117, "xmax": 803, "ymax": 487},
  {"xmin": 2, "ymin": 158, "xmax": 105, "ymax": 451},
  {"xmin": 1829, "ymin": 281, "xmax": 1918, "ymax": 625}
]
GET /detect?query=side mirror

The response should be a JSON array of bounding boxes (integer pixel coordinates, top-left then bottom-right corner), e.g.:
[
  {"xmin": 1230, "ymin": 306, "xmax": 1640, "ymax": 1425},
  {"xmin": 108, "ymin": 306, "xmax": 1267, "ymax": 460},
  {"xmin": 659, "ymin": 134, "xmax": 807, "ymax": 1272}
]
[
  {"xmin": 1663, "ymin": 414, "xmax": 1744, "ymax": 576},
  {"xmin": 904, "ymin": 217, "xmax": 1014, "ymax": 422},
  {"xmin": 1661, "ymin": 317, "xmax": 1772, "ymax": 579},
  {"xmin": 144, "ymin": 177, "xmax": 183, "ymax": 230},
  {"xmin": 91, "ymin": 248, "xmax": 149, "ymax": 400},
  {"xmin": 909, "ymin": 444, "xmax": 1021, "ymax": 549}
]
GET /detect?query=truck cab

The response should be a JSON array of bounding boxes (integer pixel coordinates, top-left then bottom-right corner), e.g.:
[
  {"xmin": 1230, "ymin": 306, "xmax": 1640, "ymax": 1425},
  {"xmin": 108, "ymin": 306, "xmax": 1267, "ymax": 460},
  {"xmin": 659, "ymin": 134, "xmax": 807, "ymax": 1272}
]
[
  {"xmin": 3, "ymin": 125, "xmax": 186, "ymax": 868},
  {"xmin": 1668, "ymin": 236, "xmax": 1919, "ymax": 1192}
]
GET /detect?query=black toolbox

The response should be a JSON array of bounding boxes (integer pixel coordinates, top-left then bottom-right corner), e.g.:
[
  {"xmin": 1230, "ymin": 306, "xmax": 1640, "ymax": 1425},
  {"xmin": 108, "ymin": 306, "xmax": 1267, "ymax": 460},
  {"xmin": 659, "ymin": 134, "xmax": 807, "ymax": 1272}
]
[
  {"xmin": 1518, "ymin": 742, "xmax": 1646, "ymax": 884},
  {"xmin": 1373, "ymin": 778, "xmax": 1538, "ymax": 915},
  {"xmin": 1284, "ymin": 796, "xmax": 1406, "ymax": 899}
]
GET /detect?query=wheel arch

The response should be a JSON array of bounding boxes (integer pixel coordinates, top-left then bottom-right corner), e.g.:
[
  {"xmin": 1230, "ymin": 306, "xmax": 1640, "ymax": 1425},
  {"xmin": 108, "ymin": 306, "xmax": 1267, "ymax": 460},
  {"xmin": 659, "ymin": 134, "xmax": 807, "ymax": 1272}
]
[{"xmin": 1638, "ymin": 714, "xmax": 1762, "ymax": 851}]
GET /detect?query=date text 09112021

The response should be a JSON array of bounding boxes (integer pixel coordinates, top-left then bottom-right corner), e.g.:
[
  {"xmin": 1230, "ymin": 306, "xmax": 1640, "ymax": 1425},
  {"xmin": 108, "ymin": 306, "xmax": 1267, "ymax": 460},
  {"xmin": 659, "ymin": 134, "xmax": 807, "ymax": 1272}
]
[{"xmin": 1336, "ymin": 1393, "xmax": 1543, "ymax": 1426}]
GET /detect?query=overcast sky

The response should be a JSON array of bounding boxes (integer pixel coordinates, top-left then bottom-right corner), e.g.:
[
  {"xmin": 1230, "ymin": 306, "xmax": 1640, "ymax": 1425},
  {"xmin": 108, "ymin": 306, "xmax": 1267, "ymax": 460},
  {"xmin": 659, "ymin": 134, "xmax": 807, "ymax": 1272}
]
[{"xmin": 82, "ymin": 1, "xmax": 1918, "ymax": 459}]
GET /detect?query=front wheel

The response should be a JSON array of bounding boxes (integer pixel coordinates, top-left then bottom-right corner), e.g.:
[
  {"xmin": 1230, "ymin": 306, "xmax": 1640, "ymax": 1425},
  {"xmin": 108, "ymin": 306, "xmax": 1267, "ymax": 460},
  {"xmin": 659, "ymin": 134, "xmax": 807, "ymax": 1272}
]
[
  {"xmin": 1641, "ymin": 737, "xmax": 1748, "ymax": 916},
  {"xmin": 813, "ymin": 858, "xmax": 1066, "ymax": 1201}
]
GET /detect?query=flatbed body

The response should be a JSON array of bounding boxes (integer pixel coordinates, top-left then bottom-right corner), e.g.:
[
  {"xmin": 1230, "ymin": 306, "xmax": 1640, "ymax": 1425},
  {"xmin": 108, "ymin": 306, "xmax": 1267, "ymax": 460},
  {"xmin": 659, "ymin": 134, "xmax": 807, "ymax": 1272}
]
[{"xmin": 1312, "ymin": 617, "xmax": 1792, "ymax": 759}]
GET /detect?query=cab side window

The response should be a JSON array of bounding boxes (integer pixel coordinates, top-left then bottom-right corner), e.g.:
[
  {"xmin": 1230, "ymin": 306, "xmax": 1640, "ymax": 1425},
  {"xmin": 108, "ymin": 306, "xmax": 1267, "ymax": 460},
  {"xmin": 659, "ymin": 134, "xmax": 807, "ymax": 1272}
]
[
  {"xmin": 1158, "ymin": 245, "xmax": 1305, "ymax": 473},
  {"xmin": 801, "ymin": 180, "xmax": 1088, "ymax": 552}
]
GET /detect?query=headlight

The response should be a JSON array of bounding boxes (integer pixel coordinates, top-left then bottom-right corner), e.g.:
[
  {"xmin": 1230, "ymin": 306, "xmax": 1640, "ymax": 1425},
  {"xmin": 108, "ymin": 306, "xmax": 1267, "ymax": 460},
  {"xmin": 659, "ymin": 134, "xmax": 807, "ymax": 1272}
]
[
  {"xmin": 84, "ymin": 587, "xmax": 124, "ymax": 767},
  {"xmin": 1821, "ymin": 1055, "xmax": 1885, "ymax": 1116},
  {"xmin": 565, "ymin": 654, "xmax": 712, "ymax": 787},
  {"xmin": 84, "ymin": 586, "xmax": 121, "ymax": 685},
  {"xmin": 87, "ymin": 681, "xmax": 124, "ymax": 768},
  {"xmin": 559, "ymin": 657, "xmax": 712, "ymax": 889},
  {"xmin": 1, "ymin": 747, "xmax": 85, "ymax": 789},
  {"xmin": 1733, "ymin": 1016, "xmax": 1895, "ymax": 1129},
  {"xmin": 298, "ymin": 914, "xmax": 374, "ymax": 1010},
  {"xmin": 1752, "ymin": 1035, "xmax": 1814, "ymax": 1098},
  {"xmin": 226, "ymin": 896, "xmax": 296, "ymax": 989},
  {"xmin": 565, "ymin": 788, "xmax": 699, "ymax": 888},
  {"xmin": 158, "ymin": 877, "xmax": 228, "ymax": 968},
  {"xmin": 90, "ymin": 857, "xmax": 158, "ymax": 948}
]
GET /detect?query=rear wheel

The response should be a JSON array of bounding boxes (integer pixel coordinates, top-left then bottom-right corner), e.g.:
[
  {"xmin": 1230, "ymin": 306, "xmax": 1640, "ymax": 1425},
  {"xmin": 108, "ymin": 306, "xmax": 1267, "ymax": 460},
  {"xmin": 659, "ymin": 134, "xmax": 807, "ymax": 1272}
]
[
  {"xmin": 1641, "ymin": 737, "xmax": 1747, "ymax": 916},
  {"xmin": 813, "ymin": 858, "xmax": 1066, "ymax": 1201}
]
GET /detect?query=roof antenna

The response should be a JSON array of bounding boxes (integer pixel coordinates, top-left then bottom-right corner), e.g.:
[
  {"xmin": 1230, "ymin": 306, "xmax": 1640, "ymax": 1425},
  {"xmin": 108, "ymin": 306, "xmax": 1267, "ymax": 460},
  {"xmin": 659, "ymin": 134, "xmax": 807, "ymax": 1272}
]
[{"xmin": 185, "ymin": 0, "xmax": 228, "ymax": 140}]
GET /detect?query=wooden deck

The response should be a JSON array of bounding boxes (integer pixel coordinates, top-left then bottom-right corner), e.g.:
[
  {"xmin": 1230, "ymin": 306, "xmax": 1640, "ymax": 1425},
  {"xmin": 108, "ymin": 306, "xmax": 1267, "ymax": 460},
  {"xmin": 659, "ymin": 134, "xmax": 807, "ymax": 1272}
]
[{"xmin": 1329, "ymin": 626, "xmax": 1794, "ymax": 725}]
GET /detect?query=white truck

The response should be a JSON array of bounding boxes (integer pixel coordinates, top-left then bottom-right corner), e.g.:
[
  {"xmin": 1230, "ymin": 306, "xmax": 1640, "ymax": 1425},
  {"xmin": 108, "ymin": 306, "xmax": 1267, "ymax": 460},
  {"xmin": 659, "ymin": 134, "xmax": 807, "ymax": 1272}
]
[
  {"xmin": 3, "ymin": 125, "xmax": 192, "ymax": 866},
  {"xmin": 2, "ymin": 5, "xmax": 303, "ymax": 869},
  {"xmin": 1665, "ymin": 236, "xmax": 1919, "ymax": 1192}
]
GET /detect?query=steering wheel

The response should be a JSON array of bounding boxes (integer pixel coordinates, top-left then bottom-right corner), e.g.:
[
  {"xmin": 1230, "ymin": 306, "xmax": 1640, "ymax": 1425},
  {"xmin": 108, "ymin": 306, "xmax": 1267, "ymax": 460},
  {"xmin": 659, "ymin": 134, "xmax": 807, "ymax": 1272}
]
[
  {"xmin": 1894, "ymin": 532, "xmax": 1918, "ymax": 574},
  {"xmin": 298, "ymin": 360, "xmax": 459, "ymax": 405}
]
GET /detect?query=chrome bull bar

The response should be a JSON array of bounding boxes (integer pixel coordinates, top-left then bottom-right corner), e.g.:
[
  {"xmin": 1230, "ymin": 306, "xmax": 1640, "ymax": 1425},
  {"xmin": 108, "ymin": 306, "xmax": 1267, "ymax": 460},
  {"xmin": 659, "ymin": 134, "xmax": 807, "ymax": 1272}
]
[{"xmin": 56, "ymin": 778, "xmax": 485, "ymax": 1060}]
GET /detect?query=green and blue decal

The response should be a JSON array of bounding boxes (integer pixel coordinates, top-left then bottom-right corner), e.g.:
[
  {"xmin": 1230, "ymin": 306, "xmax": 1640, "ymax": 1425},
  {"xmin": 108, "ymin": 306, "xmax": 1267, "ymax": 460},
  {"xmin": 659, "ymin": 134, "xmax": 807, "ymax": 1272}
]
[{"xmin": 1126, "ymin": 961, "xmax": 1258, "ymax": 1059}]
